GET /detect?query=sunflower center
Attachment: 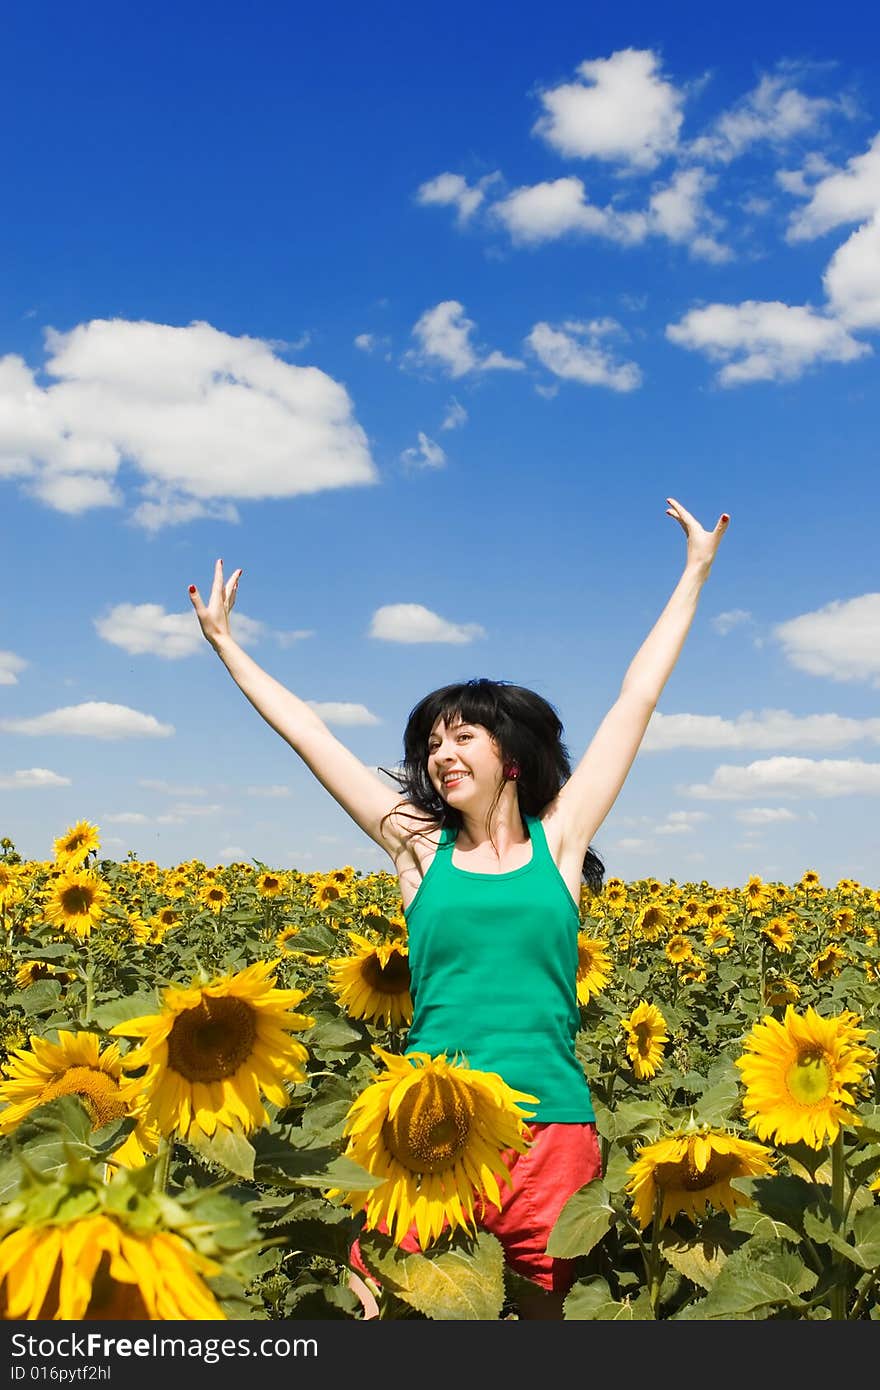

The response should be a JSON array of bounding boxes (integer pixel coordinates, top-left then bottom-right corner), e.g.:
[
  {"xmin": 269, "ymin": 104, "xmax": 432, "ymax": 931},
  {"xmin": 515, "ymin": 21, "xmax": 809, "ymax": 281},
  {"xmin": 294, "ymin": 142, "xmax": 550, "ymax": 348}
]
[
  {"xmin": 361, "ymin": 952, "xmax": 411, "ymax": 995},
  {"xmin": 39, "ymin": 1067, "xmax": 128, "ymax": 1128},
  {"xmin": 787, "ymin": 1049, "xmax": 832, "ymax": 1106},
  {"xmin": 381, "ymin": 1073, "xmax": 472, "ymax": 1175},
  {"xmin": 60, "ymin": 886, "xmax": 95, "ymax": 915},
  {"xmin": 633, "ymin": 1022, "xmax": 654, "ymax": 1055},
  {"xmin": 84, "ymin": 1252, "xmax": 151, "ymax": 1320},
  {"xmin": 166, "ymin": 996, "xmax": 257, "ymax": 1082}
]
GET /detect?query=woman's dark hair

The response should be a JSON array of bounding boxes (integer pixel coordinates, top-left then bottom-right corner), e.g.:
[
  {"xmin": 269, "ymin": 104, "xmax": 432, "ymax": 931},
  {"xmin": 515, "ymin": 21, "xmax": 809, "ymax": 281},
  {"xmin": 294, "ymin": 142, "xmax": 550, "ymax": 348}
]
[{"xmin": 381, "ymin": 678, "xmax": 604, "ymax": 894}]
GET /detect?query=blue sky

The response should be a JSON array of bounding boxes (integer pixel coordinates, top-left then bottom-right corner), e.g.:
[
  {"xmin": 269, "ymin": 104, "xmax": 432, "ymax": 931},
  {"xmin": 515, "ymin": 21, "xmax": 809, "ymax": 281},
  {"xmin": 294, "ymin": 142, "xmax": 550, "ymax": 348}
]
[{"xmin": 2, "ymin": 0, "xmax": 879, "ymax": 888}]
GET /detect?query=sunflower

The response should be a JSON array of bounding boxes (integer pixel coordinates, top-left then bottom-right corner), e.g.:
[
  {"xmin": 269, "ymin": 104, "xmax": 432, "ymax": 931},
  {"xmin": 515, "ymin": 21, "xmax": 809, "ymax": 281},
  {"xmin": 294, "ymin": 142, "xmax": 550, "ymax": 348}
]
[
  {"xmin": 705, "ymin": 923, "xmax": 734, "ymax": 955},
  {"xmin": 603, "ymin": 881, "xmax": 629, "ymax": 913},
  {"xmin": 735, "ymin": 1005, "xmax": 876, "ymax": 1148},
  {"xmin": 52, "ymin": 820, "xmax": 100, "ymax": 869},
  {"xmin": 622, "ymin": 1001, "xmax": 668, "ymax": 1080},
  {"xmin": 763, "ymin": 976, "xmax": 800, "ymax": 1007},
  {"xmin": 626, "ymin": 1126, "xmax": 776, "ymax": 1229},
  {"xmin": 275, "ymin": 924, "xmax": 301, "ymax": 955},
  {"xmin": 635, "ymin": 904, "xmax": 668, "ymax": 940},
  {"xmin": 336, "ymin": 1046, "xmax": 537, "ymax": 1248},
  {"xmin": 0, "ymin": 1160, "xmax": 257, "ymax": 1320},
  {"xmin": 257, "ymin": 870, "xmax": 286, "ymax": 899},
  {"xmin": 311, "ymin": 879, "xmax": 346, "ymax": 910},
  {"xmin": 809, "ymin": 944, "xmax": 848, "ymax": 980},
  {"xmin": 799, "ymin": 868, "xmax": 823, "ymax": 892},
  {"xmin": 0, "ymin": 1030, "xmax": 156, "ymax": 1168},
  {"xmin": 0, "ymin": 1213, "xmax": 226, "ymax": 1319},
  {"xmin": 110, "ymin": 960, "xmax": 315, "ymax": 1143},
  {"xmin": 13, "ymin": 961, "xmax": 73, "ymax": 990},
  {"xmin": 665, "ymin": 933, "xmax": 693, "ymax": 965},
  {"xmin": 762, "ymin": 916, "xmax": 795, "ymax": 952},
  {"xmin": 198, "ymin": 882, "xmax": 229, "ymax": 914},
  {"xmin": 43, "ymin": 870, "xmax": 111, "ymax": 939},
  {"xmin": 0, "ymin": 863, "xmax": 22, "ymax": 908},
  {"xmin": 743, "ymin": 875, "xmax": 771, "ymax": 914},
  {"xmin": 704, "ymin": 897, "xmax": 729, "ymax": 923},
  {"xmin": 575, "ymin": 933, "xmax": 613, "ymax": 1004},
  {"xmin": 327, "ymin": 933, "xmax": 413, "ymax": 1026}
]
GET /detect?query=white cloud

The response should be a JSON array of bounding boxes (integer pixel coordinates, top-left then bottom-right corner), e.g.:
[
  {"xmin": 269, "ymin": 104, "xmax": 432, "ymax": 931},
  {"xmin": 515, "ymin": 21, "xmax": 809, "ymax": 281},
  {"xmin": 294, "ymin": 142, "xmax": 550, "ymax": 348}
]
[
  {"xmin": 691, "ymin": 72, "xmax": 837, "ymax": 164},
  {"xmin": 492, "ymin": 177, "xmax": 648, "ymax": 247},
  {"xmin": 735, "ymin": 807, "xmax": 798, "ymax": 824},
  {"xmin": 353, "ymin": 332, "xmax": 391, "ymax": 357},
  {"xmin": 648, "ymin": 167, "xmax": 730, "ymax": 260},
  {"xmin": 533, "ymin": 48, "xmax": 684, "ymax": 170},
  {"xmin": 823, "ymin": 214, "xmax": 880, "ymax": 330},
  {"xmin": 400, "ymin": 432, "xmax": 447, "ymax": 470},
  {"xmin": 368, "ymin": 603, "xmax": 486, "ymax": 644},
  {"xmin": 245, "ymin": 785, "xmax": 291, "ymax": 798},
  {"xmin": 0, "ymin": 319, "xmax": 377, "ymax": 527},
  {"xmin": 711, "ymin": 608, "xmax": 752, "ymax": 635},
  {"xmin": 129, "ymin": 492, "xmax": 239, "ymax": 535},
  {"xmin": 666, "ymin": 299, "xmax": 870, "ymax": 384},
  {"xmin": 306, "ymin": 701, "xmax": 381, "ymax": 726},
  {"xmin": 644, "ymin": 708, "xmax": 880, "ymax": 751},
  {"xmin": 0, "ymin": 650, "xmax": 28, "ymax": 686},
  {"xmin": 683, "ymin": 756, "xmax": 880, "ymax": 799},
  {"xmin": 774, "ymin": 593, "xmax": 880, "ymax": 686},
  {"xmin": 492, "ymin": 169, "xmax": 728, "ymax": 260},
  {"xmin": 140, "ymin": 778, "xmax": 208, "ymax": 795},
  {"xmin": 94, "ymin": 602, "xmax": 265, "ymax": 658},
  {"xmin": 1, "ymin": 701, "xmax": 174, "ymax": 739},
  {"xmin": 157, "ymin": 802, "xmax": 223, "ymax": 823},
  {"xmin": 104, "ymin": 811, "xmax": 150, "ymax": 824},
  {"xmin": 786, "ymin": 132, "xmax": 880, "ymax": 241},
  {"xmin": 275, "ymin": 628, "xmax": 315, "ymax": 648},
  {"xmin": 440, "ymin": 398, "xmax": 468, "ymax": 431},
  {"xmin": 655, "ymin": 810, "xmax": 709, "ymax": 836},
  {"xmin": 526, "ymin": 320, "xmax": 642, "ymax": 392},
  {"xmin": 408, "ymin": 301, "xmax": 523, "ymax": 377},
  {"xmin": 415, "ymin": 171, "xmax": 501, "ymax": 223},
  {"xmin": 0, "ymin": 767, "xmax": 71, "ymax": 789}
]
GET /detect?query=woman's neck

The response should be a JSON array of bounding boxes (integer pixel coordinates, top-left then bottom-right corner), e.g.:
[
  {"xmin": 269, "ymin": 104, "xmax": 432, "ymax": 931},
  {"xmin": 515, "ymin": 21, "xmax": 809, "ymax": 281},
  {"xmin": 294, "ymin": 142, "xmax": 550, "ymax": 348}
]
[{"xmin": 455, "ymin": 801, "xmax": 527, "ymax": 857}]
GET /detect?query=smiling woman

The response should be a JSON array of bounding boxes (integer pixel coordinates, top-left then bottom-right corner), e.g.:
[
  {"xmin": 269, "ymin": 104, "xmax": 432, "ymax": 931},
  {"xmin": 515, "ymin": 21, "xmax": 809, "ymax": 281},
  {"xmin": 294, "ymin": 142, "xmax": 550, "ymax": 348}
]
[{"xmin": 186, "ymin": 495, "xmax": 730, "ymax": 1315}]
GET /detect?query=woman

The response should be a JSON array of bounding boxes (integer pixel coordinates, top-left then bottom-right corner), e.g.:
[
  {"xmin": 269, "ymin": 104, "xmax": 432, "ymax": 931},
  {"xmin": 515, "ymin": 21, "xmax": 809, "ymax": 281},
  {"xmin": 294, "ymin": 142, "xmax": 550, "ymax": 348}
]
[{"xmin": 188, "ymin": 496, "xmax": 730, "ymax": 1317}]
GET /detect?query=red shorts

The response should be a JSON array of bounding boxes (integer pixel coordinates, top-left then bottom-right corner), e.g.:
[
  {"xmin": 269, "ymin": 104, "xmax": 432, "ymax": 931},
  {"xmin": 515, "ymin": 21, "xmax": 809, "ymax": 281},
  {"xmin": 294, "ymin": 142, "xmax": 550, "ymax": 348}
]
[{"xmin": 350, "ymin": 1120, "xmax": 601, "ymax": 1294}]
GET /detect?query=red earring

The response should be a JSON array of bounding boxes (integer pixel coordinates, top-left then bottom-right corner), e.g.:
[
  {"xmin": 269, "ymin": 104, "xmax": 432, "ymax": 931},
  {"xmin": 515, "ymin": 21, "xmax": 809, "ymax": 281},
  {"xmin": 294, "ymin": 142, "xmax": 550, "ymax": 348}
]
[{"xmin": 503, "ymin": 760, "xmax": 520, "ymax": 781}]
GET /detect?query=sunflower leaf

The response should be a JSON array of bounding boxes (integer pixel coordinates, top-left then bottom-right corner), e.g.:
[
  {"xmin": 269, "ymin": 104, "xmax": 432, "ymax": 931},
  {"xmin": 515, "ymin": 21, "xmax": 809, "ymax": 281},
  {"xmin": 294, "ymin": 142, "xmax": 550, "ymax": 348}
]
[
  {"xmin": 251, "ymin": 1131, "xmax": 381, "ymax": 1189},
  {"xmin": 673, "ymin": 1236, "xmax": 816, "ymax": 1318},
  {"xmin": 7, "ymin": 980, "xmax": 62, "ymax": 1015},
  {"xmin": 546, "ymin": 1179, "xmax": 615, "ymax": 1258},
  {"xmin": 358, "ymin": 1229, "xmax": 506, "ymax": 1320},
  {"xmin": 187, "ymin": 1128, "xmax": 256, "ymax": 1180},
  {"xmin": 90, "ymin": 989, "xmax": 162, "ymax": 1029},
  {"xmin": 659, "ymin": 1224, "xmax": 737, "ymax": 1291},
  {"xmin": 564, "ymin": 1279, "xmax": 655, "ymax": 1320}
]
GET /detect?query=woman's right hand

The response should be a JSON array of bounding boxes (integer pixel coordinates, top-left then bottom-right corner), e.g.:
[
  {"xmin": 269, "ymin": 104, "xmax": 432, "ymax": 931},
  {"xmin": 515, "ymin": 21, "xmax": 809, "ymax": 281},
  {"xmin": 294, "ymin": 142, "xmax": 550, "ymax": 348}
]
[{"xmin": 188, "ymin": 559, "xmax": 243, "ymax": 648}]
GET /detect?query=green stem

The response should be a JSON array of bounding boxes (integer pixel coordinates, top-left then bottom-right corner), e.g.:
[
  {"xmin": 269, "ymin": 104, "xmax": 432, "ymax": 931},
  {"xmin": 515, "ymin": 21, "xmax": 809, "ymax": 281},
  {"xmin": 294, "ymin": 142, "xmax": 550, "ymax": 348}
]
[
  {"xmin": 153, "ymin": 1136, "xmax": 173, "ymax": 1194},
  {"xmin": 83, "ymin": 948, "xmax": 95, "ymax": 1026},
  {"xmin": 647, "ymin": 1193, "xmax": 664, "ymax": 1318},
  {"xmin": 829, "ymin": 1130, "xmax": 847, "ymax": 1320}
]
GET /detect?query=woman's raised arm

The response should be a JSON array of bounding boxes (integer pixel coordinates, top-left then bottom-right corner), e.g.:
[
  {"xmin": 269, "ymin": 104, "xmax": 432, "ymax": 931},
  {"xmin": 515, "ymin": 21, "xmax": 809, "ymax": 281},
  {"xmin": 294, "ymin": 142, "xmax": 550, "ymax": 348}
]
[
  {"xmin": 188, "ymin": 560, "xmax": 407, "ymax": 857},
  {"xmin": 555, "ymin": 499, "xmax": 730, "ymax": 852}
]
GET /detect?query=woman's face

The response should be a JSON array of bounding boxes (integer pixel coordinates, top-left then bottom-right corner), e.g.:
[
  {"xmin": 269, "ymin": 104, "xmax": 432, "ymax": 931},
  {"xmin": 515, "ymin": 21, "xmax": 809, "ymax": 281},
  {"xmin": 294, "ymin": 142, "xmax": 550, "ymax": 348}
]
[{"xmin": 426, "ymin": 716, "xmax": 504, "ymax": 805}]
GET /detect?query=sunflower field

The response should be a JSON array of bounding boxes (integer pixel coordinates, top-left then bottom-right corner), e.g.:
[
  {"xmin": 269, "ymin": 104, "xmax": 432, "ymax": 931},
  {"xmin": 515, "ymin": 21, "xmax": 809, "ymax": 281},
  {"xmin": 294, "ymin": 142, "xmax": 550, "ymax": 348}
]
[{"xmin": 1, "ymin": 821, "xmax": 879, "ymax": 1321}]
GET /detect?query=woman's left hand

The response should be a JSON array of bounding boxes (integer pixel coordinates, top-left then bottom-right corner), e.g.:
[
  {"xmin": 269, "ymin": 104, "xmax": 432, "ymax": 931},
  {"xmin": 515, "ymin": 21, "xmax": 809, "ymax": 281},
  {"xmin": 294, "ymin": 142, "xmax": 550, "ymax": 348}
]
[{"xmin": 665, "ymin": 497, "xmax": 730, "ymax": 570}]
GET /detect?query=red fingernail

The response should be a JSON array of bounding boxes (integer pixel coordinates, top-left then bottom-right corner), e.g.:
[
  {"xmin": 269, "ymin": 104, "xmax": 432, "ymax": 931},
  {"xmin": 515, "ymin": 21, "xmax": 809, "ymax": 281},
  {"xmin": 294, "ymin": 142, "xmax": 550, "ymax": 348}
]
[{"xmin": 189, "ymin": 585, "xmax": 196, "ymax": 593}]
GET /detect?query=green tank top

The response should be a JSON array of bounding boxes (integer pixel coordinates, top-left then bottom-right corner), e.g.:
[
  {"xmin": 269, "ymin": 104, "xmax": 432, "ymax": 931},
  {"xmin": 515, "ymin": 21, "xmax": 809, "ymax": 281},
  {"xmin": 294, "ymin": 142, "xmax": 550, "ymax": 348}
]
[{"xmin": 404, "ymin": 813, "xmax": 594, "ymax": 1123}]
